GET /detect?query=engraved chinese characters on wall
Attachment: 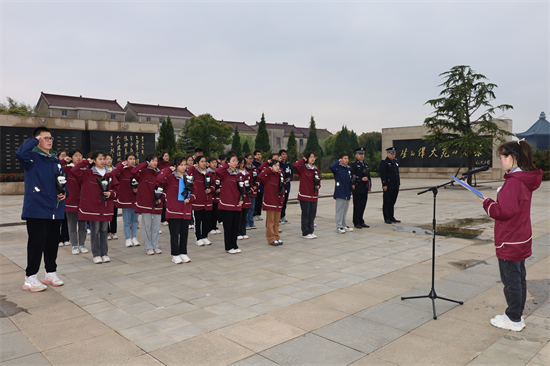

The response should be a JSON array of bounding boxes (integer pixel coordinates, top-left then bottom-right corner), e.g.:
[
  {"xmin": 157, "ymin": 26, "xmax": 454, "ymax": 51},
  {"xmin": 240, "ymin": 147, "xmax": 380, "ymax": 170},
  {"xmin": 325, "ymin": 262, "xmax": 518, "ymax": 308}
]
[
  {"xmin": 393, "ymin": 139, "xmax": 493, "ymax": 168},
  {"xmin": 95, "ymin": 131, "xmax": 154, "ymax": 165}
]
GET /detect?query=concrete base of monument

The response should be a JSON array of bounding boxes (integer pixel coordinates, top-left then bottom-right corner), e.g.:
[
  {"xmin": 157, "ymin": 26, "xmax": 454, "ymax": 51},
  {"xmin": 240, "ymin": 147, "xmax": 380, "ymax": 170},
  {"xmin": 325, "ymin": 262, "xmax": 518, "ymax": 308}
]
[{"xmin": 0, "ymin": 182, "xmax": 25, "ymax": 195}]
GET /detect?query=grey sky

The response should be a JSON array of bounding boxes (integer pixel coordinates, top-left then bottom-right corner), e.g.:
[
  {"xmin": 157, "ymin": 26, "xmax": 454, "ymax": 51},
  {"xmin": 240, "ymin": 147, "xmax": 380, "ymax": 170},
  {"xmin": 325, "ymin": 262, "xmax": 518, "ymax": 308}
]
[{"xmin": 2, "ymin": 0, "xmax": 548, "ymax": 135}]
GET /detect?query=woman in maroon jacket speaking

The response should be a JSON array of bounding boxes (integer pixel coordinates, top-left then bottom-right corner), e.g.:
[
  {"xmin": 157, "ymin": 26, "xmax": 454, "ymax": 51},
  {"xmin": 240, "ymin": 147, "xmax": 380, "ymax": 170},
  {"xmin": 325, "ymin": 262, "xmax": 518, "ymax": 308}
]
[
  {"xmin": 257, "ymin": 159, "xmax": 284, "ymax": 246},
  {"xmin": 293, "ymin": 151, "xmax": 321, "ymax": 239},
  {"xmin": 215, "ymin": 154, "xmax": 243, "ymax": 254},
  {"xmin": 480, "ymin": 140, "xmax": 542, "ymax": 332},
  {"xmin": 72, "ymin": 150, "xmax": 119, "ymax": 264}
]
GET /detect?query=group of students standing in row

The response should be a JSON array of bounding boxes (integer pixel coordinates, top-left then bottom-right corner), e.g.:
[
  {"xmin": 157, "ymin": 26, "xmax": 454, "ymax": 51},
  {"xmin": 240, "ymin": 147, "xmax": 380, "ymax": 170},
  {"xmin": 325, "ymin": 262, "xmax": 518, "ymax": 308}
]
[{"xmin": 48, "ymin": 143, "xmax": 323, "ymax": 266}]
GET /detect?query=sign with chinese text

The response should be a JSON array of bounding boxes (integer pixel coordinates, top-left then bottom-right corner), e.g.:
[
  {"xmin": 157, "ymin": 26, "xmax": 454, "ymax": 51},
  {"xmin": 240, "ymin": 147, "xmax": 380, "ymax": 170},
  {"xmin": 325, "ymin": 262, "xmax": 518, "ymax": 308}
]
[{"xmin": 393, "ymin": 139, "xmax": 493, "ymax": 168}]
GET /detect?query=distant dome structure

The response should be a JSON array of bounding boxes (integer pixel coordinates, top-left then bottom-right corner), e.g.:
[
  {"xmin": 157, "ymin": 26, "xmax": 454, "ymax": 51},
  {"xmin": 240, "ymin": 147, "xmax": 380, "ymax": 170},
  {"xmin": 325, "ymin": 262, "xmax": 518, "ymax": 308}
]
[{"xmin": 516, "ymin": 112, "xmax": 550, "ymax": 150}]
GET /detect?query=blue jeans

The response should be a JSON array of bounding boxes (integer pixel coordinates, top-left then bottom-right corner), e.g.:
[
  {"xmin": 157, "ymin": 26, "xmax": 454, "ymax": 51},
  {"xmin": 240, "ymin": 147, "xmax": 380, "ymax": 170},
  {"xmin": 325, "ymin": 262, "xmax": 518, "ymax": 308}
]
[
  {"xmin": 122, "ymin": 208, "xmax": 140, "ymax": 239},
  {"xmin": 247, "ymin": 197, "xmax": 256, "ymax": 227}
]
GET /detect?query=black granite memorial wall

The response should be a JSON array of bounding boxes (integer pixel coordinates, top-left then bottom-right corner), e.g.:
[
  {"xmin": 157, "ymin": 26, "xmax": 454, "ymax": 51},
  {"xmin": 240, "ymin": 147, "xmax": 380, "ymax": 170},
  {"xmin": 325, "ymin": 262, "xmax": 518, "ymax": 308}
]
[
  {"xmin": 393, "ymin": 138, "xmax": 493, "ymax": 168},
  {"xmin": 0, "ymin": 126, "xmax": 155, "ymax": 173}
]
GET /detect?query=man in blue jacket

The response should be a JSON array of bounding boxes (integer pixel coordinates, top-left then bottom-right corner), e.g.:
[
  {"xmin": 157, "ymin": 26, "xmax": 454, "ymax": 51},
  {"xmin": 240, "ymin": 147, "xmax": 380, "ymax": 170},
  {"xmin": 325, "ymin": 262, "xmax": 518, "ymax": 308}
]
[
  {"xmin": 278, "ymin": 149, "xmax": 293, "ymax": 224},
  {"xmin": 15, "ymin": 127, "xmax": 66, "ymax": 292},
  {"xmin": 329, "ymin": 153, "xmax": 353, "ymax": 234}
]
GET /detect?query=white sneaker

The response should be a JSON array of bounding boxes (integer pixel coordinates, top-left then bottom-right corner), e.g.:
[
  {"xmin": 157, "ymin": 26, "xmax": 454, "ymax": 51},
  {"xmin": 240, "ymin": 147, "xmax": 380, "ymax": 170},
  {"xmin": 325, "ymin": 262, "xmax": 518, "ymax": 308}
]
[
  {"xmin": 303, "ymin": 234, "xmax": 314, "ymax": 239},
  {"xmin": 79, "ymin": 246, "xmax": 89, "ymax": 253},
  {"xmin": 159, "ymin": 230, "xmax": 162, "ymax": 234},
  {"xmin": 59, "ymin": 242, "xmax": 64, "ymax": 247},
  {"xmin": 494, "ymin": 313, "xmax": 525, "ymax": 321},
  {"xmin": 111, "ymin": 234, "xmax": 118, "ymax": 239},
  {"xmin": 226, "ymin": 249, "xmax": 237, "ymax": 254},
  {"xmin": 314, "ymin": 223, "xmax": 317, "ymax": 227},
  {"xmin": 64, "ymin": 241, "xmax": 71, "ymax": 246},
  {"xmin": 189, "ymin": 224, "xmax": 194, "ymax": 229},
  {"xmin": 125, "ymin": 239, "xmax": 133, "ymax": 247},
  {"xmin": 93, "ymin": 256, "xmax": 103, "ymax": 264},
  {"xmin": 344, "ymin": 226, "xmax": 354, "ymax": 232},
  {"xmin": 154, "ymin": 248, "xmax": 162, "ymax": 254},
  {"xmin": 107, "ymin": 234, "xmax": 112, "ymax": 240},
  {"xmin": 209, "ymin": 229, "xmax": 217, "ymax": 235},
  {"xmin": 23, "ymin": 275, "xmax": 47, "ymax": 292},
  {"xmin": 101, "ymin": 255, "xmax": 111, "ymax": 263},
  {"xmin": 172, "ymin": 255, "xmax": 183, "ymax": 264},
  {"xmin": 72, "ymin": 246, "xmax": 80, "ymax": 255},
  {"xmin": 336, "ymin": 228, "xmax": 346, "ymax": 234},
  {"xmin": 44, "ymin": 272, "xmax": 64, "ymax": 286},
  {"xmin": 490, "ymin": 314, "xmax": 525, "ymax": 331},
  {"xmin": 162, "ymin": 221, "xmax": 169, "ymax": 226},
  {"xmin": 180, "ymin": 254, "xmax": 191, "ymax": 263},
  {"xmin": 146, "ymin": 249, "xmax": 155, "ymax": 255},
  {"xmin": 87, "ymin": 229, "xmax": 91, "ymax": 235},
  {"xmin": 196, "ymin": 239, "xmax": 205, "ymax": 246},
  {"xmin": 243, "ymin": 235, "xmax": 249, "ymax": 239},
  {"xmin": 311, "ymin": 234, "xmax": 317, "ymax": 238},
  {"xmin": 202, "ymin": 238, "xmax": 212, "ymax": 245},
  {"xmin": 237, "ymin": 236, "xmax": 244, "ymax": 240},
  {"xmin": 131, "ymin": 237, "xmax": 140, "ymax": 246},
  {"xmin": 216, "ymin": 229, "xmax": 222, "ymax": 234},
  {"xmin": 235, "ymin": 248, "xmax": 242, "ymax": 253}
]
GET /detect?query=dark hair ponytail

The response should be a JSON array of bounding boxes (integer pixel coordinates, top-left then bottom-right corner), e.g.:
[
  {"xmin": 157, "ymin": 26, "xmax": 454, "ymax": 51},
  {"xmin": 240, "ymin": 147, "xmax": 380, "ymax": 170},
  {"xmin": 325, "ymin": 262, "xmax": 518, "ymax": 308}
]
[{"xmin": 497, "ymin": 140, "xmax": 536, "ymax": 171}]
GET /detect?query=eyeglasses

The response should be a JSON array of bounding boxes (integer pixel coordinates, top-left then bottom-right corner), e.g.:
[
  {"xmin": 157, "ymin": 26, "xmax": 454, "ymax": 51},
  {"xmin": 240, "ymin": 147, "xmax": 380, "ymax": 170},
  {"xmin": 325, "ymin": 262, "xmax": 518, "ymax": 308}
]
[{"xmin": 43, "ymin": 137, "xmax": 54, "ymax": 141}]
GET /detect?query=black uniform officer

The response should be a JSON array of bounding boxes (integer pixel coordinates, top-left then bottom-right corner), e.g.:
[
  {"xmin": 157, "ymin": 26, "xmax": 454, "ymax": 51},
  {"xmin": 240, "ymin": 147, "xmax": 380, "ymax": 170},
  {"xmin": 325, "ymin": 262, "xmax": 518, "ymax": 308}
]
[
  {"xmin": 380, "ymin": 147, "xmax": 401, "ymax": 224},
  {"xmin": 351, "ymin": 147, "xmax": 371, "ymax": 229}
]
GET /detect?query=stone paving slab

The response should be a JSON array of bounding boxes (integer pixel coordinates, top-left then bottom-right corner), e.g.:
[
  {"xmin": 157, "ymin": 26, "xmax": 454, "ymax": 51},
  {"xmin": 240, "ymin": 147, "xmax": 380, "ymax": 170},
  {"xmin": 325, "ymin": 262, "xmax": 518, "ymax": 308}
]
[{"xmin": 1, "ymin": 179, "xmax": 548, "ymax": 365}]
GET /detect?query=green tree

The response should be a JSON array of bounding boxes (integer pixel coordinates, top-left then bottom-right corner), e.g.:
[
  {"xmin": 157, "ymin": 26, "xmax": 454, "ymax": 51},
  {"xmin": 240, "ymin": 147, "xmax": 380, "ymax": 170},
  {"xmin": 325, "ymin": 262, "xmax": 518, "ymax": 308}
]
[
  {"xmin": 242, "ymin": 140, "xmax": 251, "ymax": 154},
  {"xmin": 303, "ymin": 116, "xmax": 322, "ymax": 157},
  {"xmin": 187, "ymin": 113, "xmax": 233, "ymax": 157},
  {"xmin": 423, "ymin": 65, "xmax": 513, "ymax": 184},
  {"xmin": 156, "ymin": 116, "xmax": 178, "ymax": 157},
  {"xmin": 255, "ymin": 113, "xmax": 270, "ymax": 152},
  {"xmin": 0, "ymin": 97, "xmax": 36, "ymax": 116},
  {"xmin": 333, "ymin": 126, "xmax": 351, "ymax": 159},
  {"xmin": 287, "ymin": 130, "xmax": 298, "ymax": 163},
  {"xmin": 231, "ymin": 126, "xmax": 242, "ymax": 156},
  {"xmin": 323, "ymin": 133, "xmax": 337, "ymax": 157},
  {"xmin": 177, "ymin": 123, "xmax": 194, "ymax": 155}
]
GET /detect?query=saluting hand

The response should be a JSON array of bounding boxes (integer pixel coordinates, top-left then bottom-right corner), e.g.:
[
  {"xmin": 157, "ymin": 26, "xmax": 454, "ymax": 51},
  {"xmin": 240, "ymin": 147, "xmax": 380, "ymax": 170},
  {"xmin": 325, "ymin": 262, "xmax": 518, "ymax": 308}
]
[
  {"xmin": 170, "ymin": 166, "xmax": 176, "ymax": 171},
  {"xmin": 87, "ymin": 158, "xmax": 93, "ymax": 164},
  {"xmin": 122, "ymin": 160, "xmax": 127, "ymax": 166}
]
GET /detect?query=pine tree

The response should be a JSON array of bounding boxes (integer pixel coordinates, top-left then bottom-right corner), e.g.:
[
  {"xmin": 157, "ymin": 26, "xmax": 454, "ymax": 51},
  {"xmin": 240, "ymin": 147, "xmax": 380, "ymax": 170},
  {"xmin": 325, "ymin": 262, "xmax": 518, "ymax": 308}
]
[
  {"xmin": 242, "ymin": 140, "xmax": 251, "ymax": 154},
  {"xmin": 231, "ymin": 126, "xmax": 242, "ymax": 156},
  {"xmin": 424, "ymin": 65, "xmax": 513, "ymax": 184},
  {"xmin": 287, "ymin": 130, "xmax": 298, "ymax": 162},
  {"xmin": 156, "ymin": 116, "xmax": 177, "ymax": 157},
  {"xmin": 254, "ymin": 113, "xmax": 271, "ymax": 153},
  {"xmin": 333, "ymin": 126, "xmax": 350, "ymax": 159},
  {"xmin": 303, "ymin": 116, "xmax": 321, "ymax": 157}
]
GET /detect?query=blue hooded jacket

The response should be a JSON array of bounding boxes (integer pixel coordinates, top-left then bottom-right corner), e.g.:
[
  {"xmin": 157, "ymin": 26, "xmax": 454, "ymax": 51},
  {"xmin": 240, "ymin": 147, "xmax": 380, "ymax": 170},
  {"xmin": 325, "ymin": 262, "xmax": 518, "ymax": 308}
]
[
  {"xmin": 329, "ymin": 160, "xmax": 351, "ymax": 200},
  {"xmin": 15, "ymin": 137, "xmax": 66, "ymax": 220}
]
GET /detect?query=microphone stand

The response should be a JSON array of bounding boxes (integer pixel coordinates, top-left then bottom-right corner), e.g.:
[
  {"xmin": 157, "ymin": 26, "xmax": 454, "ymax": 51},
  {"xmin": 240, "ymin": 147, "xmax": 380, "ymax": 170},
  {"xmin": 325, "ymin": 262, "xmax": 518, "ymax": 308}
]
[{"xmin": 401, "ymin": 179, "xmax": 463, "ymax": 319}]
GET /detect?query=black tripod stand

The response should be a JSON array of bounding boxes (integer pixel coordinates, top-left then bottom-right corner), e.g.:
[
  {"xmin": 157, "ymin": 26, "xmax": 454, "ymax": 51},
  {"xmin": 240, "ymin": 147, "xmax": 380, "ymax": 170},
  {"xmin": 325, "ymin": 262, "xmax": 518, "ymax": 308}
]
[{"xmin": 401, "ymin": 180, "xmax": 463, "ymax": 319}]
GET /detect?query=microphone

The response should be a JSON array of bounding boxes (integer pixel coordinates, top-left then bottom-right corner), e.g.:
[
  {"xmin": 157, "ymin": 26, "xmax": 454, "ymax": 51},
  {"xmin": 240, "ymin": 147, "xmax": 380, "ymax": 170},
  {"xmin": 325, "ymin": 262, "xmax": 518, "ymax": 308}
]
[{"xmin": 462, "ymin": 165, "xmax": 489, "ymax": 176}]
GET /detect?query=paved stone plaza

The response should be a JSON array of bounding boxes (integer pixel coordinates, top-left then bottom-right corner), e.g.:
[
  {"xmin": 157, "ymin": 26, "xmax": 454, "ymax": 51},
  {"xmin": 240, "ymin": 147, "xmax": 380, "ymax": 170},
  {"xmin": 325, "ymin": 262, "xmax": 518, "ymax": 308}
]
[{"xmin": 0, "ymin": 178, "xmax": 548, "ymax": 366}]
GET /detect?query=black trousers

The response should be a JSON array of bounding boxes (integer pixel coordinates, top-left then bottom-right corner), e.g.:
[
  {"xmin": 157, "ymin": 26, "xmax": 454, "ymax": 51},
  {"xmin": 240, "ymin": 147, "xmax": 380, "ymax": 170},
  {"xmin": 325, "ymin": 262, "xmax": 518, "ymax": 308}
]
[
  {"xmin": 498, "ymin": 258, "xmax": 527, "ymax": 322},
  {"xmin": 26, "ymin": 218, "xmax": 61, "ymax": 276},
  {"xmin": 382, "ymin": 188, "xmax": 399, "ymax": 221},
  {"xmin": 210, "ymin": 202, "xmax": 220, "ymax": 231},
  {"xmin": 254, "ymin": 192, "xmax": 264, "ymax": 216},
  {"xmin": 299, "ymin": 200, "xmax": 317, "ymax": 236},
  {"xmin": 221, "ymin": 210, "xmax": 240, "ymax": 251},
  {"xmin": 193, "ymin": 210, "xmax": 211, "ymax": 240},
  {"xmin": 60, "ymin": 217, "xmax": 69, "ymax": 242},
  {"xmin": 161, "ymin": 202, "xmax": 167, "ymax": 222},
  {"xmin": 108, "ymin": 206, "xmax": 118, "ymax": 234},
  {"xmin": 352, "ymin": 192, "xmax": 368, "ymax": 226},
  {"xmin": 168, "ymin": 219, "xmax": 189, "ymax": 255},
  {"xmin": 238, "ymin": 208, "xmax": 249, "ymax": 236},
  {"xmin": 280, "ymin": 191, "xmax": 290, "ymax": 218}
]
